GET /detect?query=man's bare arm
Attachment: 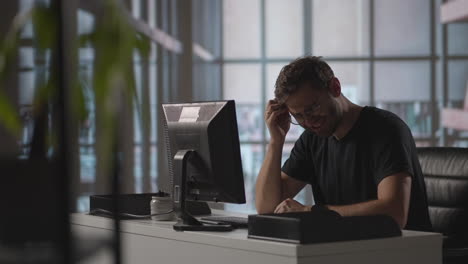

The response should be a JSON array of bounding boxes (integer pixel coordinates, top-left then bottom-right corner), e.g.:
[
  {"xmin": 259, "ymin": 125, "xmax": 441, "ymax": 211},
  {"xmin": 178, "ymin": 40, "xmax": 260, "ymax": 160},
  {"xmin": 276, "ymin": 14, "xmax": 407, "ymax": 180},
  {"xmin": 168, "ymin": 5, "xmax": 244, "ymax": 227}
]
[
  {"xmin": 255, "ymin": 142, "xmax": 284, "ymax": 214},
  {"xmin": 256, "ymin": 99, "xmax": 307, "ymax": 214},
  {"xmin": 255, "ymin": 142, "xmax": 307, "ymax": 214},
  {"xmin": 325, "ymin": 172, "xmax": 411, "ymax": 228}
]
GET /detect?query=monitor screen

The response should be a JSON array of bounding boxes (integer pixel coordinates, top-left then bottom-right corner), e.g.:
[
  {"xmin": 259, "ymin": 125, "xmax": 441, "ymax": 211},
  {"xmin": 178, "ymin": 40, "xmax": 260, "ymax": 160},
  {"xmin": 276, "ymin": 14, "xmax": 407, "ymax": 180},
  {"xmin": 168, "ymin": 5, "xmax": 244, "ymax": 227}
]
[{"xmin": 162, "ymin": 100, "xmax": 246, "ymax": 231}]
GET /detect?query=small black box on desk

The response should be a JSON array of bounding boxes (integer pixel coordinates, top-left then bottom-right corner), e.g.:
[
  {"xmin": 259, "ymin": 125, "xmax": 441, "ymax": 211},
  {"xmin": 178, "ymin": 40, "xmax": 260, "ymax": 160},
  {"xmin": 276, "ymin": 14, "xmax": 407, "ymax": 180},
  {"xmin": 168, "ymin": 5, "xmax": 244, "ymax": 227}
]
[{"xmin": 247, "ymin": 208, "xmax": 401, "ymax": 244}]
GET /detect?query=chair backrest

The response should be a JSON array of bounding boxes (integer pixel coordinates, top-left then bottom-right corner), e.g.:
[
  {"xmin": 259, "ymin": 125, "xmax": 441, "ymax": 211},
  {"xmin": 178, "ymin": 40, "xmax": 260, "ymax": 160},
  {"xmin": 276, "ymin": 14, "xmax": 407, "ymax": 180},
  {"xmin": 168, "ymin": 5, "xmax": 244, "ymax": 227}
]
[{"xmin": 417, "ymin": 147, "xmax": 468, "ymax": 247}]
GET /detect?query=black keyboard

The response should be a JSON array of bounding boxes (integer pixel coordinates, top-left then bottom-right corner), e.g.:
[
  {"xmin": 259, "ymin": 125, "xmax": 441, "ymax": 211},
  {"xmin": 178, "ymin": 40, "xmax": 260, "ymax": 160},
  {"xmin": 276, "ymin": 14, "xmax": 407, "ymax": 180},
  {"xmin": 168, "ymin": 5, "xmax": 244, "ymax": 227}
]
[{"xmin": 200, "ymin": 216, "xmax": 248, "ymax": 228}]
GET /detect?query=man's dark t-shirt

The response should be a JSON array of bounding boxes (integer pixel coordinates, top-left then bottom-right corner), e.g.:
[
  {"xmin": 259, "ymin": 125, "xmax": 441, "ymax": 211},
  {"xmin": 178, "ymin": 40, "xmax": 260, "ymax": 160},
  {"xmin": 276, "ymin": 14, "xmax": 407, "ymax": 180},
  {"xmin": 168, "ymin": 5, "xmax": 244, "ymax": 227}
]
[{"xmin": 282, "ymin": 106, "xmax": 432, "ymax": 231}]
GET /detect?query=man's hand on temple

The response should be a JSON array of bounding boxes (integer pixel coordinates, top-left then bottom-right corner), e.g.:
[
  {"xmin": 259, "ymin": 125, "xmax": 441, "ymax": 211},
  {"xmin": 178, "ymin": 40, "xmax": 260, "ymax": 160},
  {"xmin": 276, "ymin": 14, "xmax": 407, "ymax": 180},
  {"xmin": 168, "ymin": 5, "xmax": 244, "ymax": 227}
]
[
  {"xmin": 265, "ymin": 99, "xmax": 290, "ymax": 144},
  {"xmin": 273, "ymin": 198, "xmax": 311, "ymax": 213}
]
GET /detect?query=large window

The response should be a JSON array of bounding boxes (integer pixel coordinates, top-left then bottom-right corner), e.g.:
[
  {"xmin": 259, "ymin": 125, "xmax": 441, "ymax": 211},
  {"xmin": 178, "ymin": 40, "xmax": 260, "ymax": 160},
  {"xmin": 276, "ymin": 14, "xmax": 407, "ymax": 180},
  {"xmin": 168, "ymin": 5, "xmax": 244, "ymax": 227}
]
[
  {"xmin": 13, "ymin": 0, "xmax": 468, "ymax": 214},
  {"xmin": 220, "ymin": 0, "xmax": 468, "ymax": 213}
]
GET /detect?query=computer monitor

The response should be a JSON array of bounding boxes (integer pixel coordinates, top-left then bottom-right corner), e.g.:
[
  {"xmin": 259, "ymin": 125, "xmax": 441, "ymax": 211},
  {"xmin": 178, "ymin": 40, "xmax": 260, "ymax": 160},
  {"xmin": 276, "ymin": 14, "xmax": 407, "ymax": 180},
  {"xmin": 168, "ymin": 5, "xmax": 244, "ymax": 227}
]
[{"xmin": 162, "ymin": 100, "xmax": 246, "ymax": 231}]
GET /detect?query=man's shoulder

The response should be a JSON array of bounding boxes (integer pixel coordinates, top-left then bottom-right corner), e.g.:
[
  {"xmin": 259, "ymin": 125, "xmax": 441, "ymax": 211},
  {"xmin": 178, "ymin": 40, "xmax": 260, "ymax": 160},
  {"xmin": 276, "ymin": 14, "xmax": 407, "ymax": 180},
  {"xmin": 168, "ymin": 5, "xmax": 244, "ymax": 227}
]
[
  {"xmin": 362, "ymin": 106, "xmax": 409, "ymax": 131},
  {"xmin": 361, "ymin": 106, "xmax": 414, "ymax": 145}
]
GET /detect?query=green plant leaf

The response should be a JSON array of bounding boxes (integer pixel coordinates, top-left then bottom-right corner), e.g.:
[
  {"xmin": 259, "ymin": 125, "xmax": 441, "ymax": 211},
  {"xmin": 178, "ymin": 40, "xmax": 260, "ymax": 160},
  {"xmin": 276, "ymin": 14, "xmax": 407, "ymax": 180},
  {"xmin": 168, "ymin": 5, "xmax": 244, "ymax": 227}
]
[
  {"xmin": 32, "ymin": 4, "xmax": 57, "ymax": 51},
  {"xmin": 78, "ymin": 33, "xmax": 95, "ymax": 47},
  {"xmin": 0, "ymin": 90, "xmax": 21, "ymax": 137},
  {"xmin": 135, "ymin": 33, "xmax": 151, "ymax": 57},
  {"xmin": 0, "ymin": 8, "xmax": 30, "ymax": 138},
  {"xmin": 73, "ymin": 77, "xmax": 89, "ymax": 122},
  {"xmin": 33, "ymin": 79, "xmax": 55, "ymax": 112}
]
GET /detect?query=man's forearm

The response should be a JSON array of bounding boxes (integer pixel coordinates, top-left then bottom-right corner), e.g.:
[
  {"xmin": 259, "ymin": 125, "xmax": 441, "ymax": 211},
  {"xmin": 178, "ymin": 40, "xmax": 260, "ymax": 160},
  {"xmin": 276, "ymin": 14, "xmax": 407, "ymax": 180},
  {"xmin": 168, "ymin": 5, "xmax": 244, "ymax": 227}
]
[
  {"xmin": 326, "ymin": 198, "xmax": 407, "ymax": 228},
  {"xmin": 255, "ymin": 142, "xmax": 284, "ymax": 214}
]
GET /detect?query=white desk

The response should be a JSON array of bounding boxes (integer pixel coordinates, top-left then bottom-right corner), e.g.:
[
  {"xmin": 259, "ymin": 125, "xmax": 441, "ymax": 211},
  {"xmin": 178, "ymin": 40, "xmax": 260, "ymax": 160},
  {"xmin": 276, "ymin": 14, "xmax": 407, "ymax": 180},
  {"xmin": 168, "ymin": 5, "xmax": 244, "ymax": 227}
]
[{"xmin": 71, "ymin": 211, "xmax": 442, "ymax": 264}]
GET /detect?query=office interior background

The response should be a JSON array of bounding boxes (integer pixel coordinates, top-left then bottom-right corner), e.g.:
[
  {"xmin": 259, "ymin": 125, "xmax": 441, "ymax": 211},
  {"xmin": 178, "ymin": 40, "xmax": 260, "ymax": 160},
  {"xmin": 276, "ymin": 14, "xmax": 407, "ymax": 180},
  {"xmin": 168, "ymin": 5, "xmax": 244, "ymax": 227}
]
[{"xmin": 4, "ymin": 0, "xmax": 468, "ymax": 214}]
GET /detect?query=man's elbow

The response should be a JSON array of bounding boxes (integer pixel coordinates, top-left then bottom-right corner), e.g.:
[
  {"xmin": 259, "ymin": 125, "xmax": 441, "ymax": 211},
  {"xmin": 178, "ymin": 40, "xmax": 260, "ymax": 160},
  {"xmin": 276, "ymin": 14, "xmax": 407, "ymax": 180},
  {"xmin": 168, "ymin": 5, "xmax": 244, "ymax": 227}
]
[
  {"xmin": 256, "ymin": 208, "xmax": 272, "ymax": 214},
  {"xmin": 392, "ymin": 213, "xmax": 407, "ymax": 229},
  {"xmin": 255, "ymin": 201, "xmax": 275, "ymax": 214},
  {"xmin": 388, "ymin": 205, "xmax": 408, "ymax": 229}
]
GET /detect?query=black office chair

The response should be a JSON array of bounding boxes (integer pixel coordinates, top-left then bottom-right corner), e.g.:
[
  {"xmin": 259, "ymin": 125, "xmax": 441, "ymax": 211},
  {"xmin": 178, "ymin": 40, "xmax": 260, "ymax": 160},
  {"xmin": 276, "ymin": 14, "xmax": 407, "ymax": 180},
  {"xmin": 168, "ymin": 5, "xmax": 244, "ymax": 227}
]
[{"xmin": 417, "ymin": 147, "xmax": 468, "ymax": 264}]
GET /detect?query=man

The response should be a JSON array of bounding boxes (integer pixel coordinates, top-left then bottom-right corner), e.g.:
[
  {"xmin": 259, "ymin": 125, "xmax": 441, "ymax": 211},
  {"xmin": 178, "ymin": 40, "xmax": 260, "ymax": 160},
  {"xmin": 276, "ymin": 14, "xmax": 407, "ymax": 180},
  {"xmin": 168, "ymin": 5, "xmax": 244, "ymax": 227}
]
[{"xmin": 255, "ymin": 56, "xmax": 432, "ymax": 231}]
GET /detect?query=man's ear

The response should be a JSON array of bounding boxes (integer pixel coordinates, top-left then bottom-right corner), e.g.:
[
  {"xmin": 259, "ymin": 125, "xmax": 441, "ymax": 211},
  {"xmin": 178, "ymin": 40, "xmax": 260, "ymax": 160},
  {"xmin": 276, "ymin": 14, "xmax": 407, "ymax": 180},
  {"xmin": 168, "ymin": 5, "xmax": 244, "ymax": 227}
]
[{"xmin": 328, "ymin": 77, "xmax": 341, "ymax": 98}]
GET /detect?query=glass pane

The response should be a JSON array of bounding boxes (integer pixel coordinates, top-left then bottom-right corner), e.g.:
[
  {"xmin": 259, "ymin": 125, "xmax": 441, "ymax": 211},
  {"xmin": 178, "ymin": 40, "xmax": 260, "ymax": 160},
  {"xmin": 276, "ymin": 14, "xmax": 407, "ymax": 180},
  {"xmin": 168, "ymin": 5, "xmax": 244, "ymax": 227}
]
[
  {"xmin": 133, "ymin": 63, "xmax": 143, "ymax": 145},
  {"xmin": 134, "ymin": 63, "xmax": 143, "ymax": 102},
  {"xmin": 150, "ymin": 42, "xmax": 157, "ymax": 63},
  {"xmin": 223, "ymin": 0, "xmax": 261, "ymax": 58},
  {"xmin": 327, "ymin": 62, "xmax": 370, "ymax": 105},
  {"xmin": 77, "ymin": 9, "xmax": 94, "ymax": 35},
  {"xmin": 77, "ymin": 195, "xmax": 90, "ymax": 213},
  {"xmin": 266, "ymin": 0, "xmax": 303, "ymax": 58},
  {"xmin": 312, "ymin": 0, "xmax": 370, "ymax": 57},
  {"xmin": 151, "ymin": 144, "xmax": 158, "ymax": 192},
  {"xmin": 19, "ymin": 105, "xmax": 33, "ymax": 156},
  {"xmin": 266, "ymin": 63, "xmax": 283, "ymax": 100},
  {"xmin": 448, "ymin": 24, "xmax": 468, "ymax": 55},
  {"xmin": 79, "ymin": 48, "xmax": 94, "ymax": 65},
  {"xmin": 266, "ymin": 63, "xmax": 304, "ymax": 141},
  {"xmin": 19, "ymin": 0, "xmax": 34, "ymax": 10},
  {"xmin": 193, "ymin": 63, "xmax": 221, "ymax": 101},
  {"xmin": 79, "ymin": 108, "xmax": 94, "ymax": 145},
  {"xmin": 415, "ymin": 140, "xmax": 432, "ymax": 147},
  {"xmin": 225, "ymin": 144, "xmax": 263, "ymax": 214},
  {"xmin": 436, "ymin": 61, "xmax": 443, "ymax": 102},
  {"xmin": 134, "ymin": 145, "xmax": 142, "ymax": 192},
  {"xmin": 451, "ymin": 140, "xmax": 468, "ymax": 148},
  {"xmin": 80, "ymin": 146, "xmax": 95, "ymax": 183},
  {"xmin": 20, "ymin": 0, "xmax": 34, "ymax": 39},
  {"xmin": 150, "ymin": 63, "xmax": 157, "ymax": 142},
  {"xmin": 21, "ymin": 22, "xmax": 33, "ymax": 40},
  {"xmin": 223, "ymin": 64, "xmax": 262, "ymax": 141},
  {"xmin": 375, "ymin": 62, "xmax": 432, "ymax": 138},
  {"xmin": 375, "ymin": 61, "xmax": 431, "ymax": 102},
  {"xmin": 151, "ymin": 104, "xmax": 157, "ymax": 143},
  {"xmin": 131, "ymin": 0, "xmax": 142, "ymax": 18},
  {"xmin": 223, "ymin": 64, "xmax": 261, "ymax": 103},
  {"xmin": 134, "ymin": 112, "xmax": 142, "ymax": 145},
  {"xmin": 193, "ymin": 0, "xmax": 222, "ymax": 59},
  {"xmin": 236, "ymin": 104, "xmax": 263, "ymax": 142},
  {"xmin": 448, "ymin": 60, "xmax": 468, "ymax": 102},
  {"xmin": 375, "ymin": 0, "xmax": 430, "ymax": 56},
  {"xmin": 19, "ymin": 71, "xmax": 35, "ymax": 105},
  {"xmin": 19, "ymin": 48, "xmax": 34, "ymax": 68},
  {"xmin": 148, "ymin": 0, "xmax": 156, "ymax": 27}
]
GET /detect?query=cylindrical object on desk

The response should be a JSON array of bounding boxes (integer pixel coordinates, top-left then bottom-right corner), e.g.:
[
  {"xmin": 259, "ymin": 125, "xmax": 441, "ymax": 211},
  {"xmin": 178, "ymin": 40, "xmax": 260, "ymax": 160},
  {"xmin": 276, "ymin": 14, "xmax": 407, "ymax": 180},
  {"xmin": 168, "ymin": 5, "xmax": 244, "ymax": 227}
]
[{"xmin": 150, "ymin": 196, "xmax": 175, "ymax": 221}]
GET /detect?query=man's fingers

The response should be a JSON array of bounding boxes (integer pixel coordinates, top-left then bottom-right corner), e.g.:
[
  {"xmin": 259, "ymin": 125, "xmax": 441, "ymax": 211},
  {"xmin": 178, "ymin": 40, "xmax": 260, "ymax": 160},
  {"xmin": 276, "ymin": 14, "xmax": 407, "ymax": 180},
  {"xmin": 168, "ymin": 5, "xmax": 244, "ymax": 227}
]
[
  {"xmin": 274, "ymin": 201, "xmax": 283, "ymax": 213},
  {"xmin": 265, "ymin": 105, "xmax": 284, "ymax": 116},
  {"xmin": 266, "ymin": 100, "xmax": 285, "ymax": 113},
  {"xmin": 268, "ymin": 109, "xmax": 288, "ymax": 125},
  {"xmin": 265, "ymin": 104, "xmax": 277, "ymax": 119},
  {"xmin": 274, "ymin": 199, "xmax": 307, "ymax": 214},
  {"xmin": 274, "ymin": 199, "xmax": 294, "ymax": 214},
  {"xmin": 275, "ymin": 205, "xmax": 286, "ymax": 214},
  {"xmin": 274, "ymin": 200, "xmax": 287, "ymax": 213}
]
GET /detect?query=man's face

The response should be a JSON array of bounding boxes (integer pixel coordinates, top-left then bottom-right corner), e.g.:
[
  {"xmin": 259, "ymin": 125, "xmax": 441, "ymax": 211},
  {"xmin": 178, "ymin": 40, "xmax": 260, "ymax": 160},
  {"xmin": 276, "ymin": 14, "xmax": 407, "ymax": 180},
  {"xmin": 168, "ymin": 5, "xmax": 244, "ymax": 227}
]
[{"xmin": 285, "ymin": 82, "xmax": 342, "ymax": 137}]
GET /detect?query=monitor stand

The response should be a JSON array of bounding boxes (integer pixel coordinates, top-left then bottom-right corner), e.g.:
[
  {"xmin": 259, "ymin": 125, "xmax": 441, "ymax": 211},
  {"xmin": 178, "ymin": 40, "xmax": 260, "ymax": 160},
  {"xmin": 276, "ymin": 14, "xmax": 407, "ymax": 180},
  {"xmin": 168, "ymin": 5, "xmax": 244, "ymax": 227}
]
[{"xmin": 172, "ymin": 149, "xmax": 233, "ymax": 232}]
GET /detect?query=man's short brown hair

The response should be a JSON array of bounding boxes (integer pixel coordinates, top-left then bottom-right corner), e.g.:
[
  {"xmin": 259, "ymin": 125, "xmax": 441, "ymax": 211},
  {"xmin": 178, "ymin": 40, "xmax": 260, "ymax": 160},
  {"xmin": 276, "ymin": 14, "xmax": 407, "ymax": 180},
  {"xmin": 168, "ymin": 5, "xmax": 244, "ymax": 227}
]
[{"xmin": 274, "ymin": 56, "xmax": 334, "ymax": 104}]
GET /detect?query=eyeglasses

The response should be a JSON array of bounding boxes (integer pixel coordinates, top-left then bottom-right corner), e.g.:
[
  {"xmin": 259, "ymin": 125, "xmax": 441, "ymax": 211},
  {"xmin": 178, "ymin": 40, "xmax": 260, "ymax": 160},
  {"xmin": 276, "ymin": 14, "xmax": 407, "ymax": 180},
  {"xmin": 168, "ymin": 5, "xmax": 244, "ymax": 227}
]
[
  {"xmin": 288, "ymin": 102, "xmax": 322, "ymax": 126},
  {"xmin": 284, "ymin": 79, "xmax": 332, "ymax": 125}
]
